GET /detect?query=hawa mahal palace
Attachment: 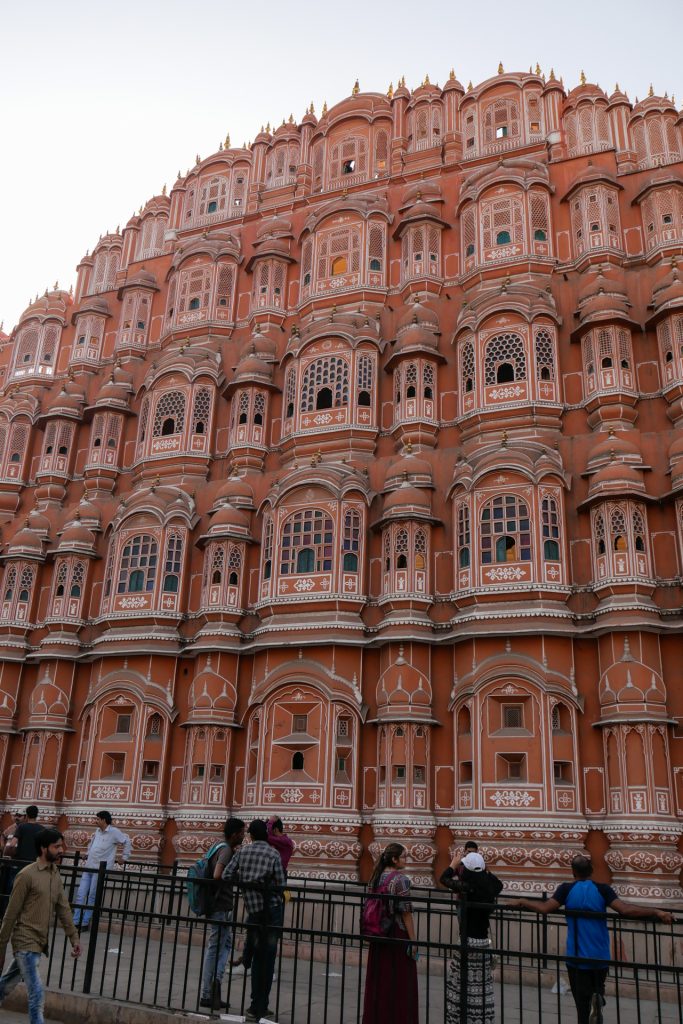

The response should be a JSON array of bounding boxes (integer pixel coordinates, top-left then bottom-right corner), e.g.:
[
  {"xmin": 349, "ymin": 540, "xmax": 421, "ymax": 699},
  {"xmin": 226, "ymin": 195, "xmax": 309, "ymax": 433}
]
[{"xmin": 1, "ymin": 63, "xmax": 683, "ymax": 900}]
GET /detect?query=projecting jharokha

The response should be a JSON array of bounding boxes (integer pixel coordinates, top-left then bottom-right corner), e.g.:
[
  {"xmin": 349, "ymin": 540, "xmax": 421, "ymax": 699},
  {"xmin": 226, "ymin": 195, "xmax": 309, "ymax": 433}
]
[{"xmin": 1, "ymin": 65, "xmax": 682, "ymax": 899}]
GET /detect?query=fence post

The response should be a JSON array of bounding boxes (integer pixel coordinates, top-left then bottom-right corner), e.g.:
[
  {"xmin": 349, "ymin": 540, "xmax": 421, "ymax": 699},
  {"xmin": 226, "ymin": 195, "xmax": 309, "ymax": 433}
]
[
  {"xmin": 82, "ymin": 861, "xmax": 107, "ymax": 995},
  {"xmin": 459, "ymin": 890, "xmax": 468, "ymax": 1024},
  {"xmin": 541, "ymin": 890, "xmax": 548, "ymax": 969},
  {"xmin": 67, "ymin": 850, "xmax": 80, "ymax": 905}
]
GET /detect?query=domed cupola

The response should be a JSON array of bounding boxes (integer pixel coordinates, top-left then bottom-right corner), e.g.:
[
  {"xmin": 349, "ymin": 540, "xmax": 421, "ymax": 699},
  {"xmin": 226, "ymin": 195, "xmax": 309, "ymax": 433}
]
[
  {"xmin": 574, "ymin": 265, "xmax": 638, "ymax": 430},
  {"xmin": 6, "ymin": 519, "xmax": 45, "ymax": 559},
  {"xmin": 211, "ymin": 473, "xmax": 254, "ymax": 511},
  {"xmin": 387, "ymin": 302, "xmax": 442, "ymax": 449},
  {"xmin": 394, "ymin": 183, "xmax": 448, "ymax": 294},
  {"xmin": 586, "ymin": 428, "xmax": 645, "ymax": 472},
  {"xmin": 55, "ymin": 511, "xmax": 97, "ymax": 556},
  {"xmin": 376, "ymin": 646, "xmax": 432, "ymax": 722}
]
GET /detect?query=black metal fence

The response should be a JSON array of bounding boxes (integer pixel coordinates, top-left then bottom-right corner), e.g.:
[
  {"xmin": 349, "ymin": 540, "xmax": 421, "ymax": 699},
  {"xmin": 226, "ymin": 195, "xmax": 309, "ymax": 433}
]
[{"xmin": 2, "ymin": 857, "xmax": 682, "ymax": 1022}]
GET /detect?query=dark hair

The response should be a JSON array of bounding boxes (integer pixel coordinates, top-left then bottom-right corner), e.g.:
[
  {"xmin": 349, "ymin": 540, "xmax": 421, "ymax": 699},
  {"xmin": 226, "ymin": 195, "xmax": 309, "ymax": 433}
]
[
  {"xmin": 25, "ymin": 805, "xmax": 39, "ymax": 820},
  {"xmin": 224, "ymin": 817, "xmax": 245, "ymax": 841},
  {"xmin": 271, "ymin": 818, "xmax": 283, "ymax": 833},
  {"xmin": 571, "ymin": 855, "xmax": 593, "ymax": 880},
  {"xmin": 96, "ymin": 810, "xmax": 112, "ymax": 825},
  {"xmin": 368, "ymin": 843, "xmax": 405, "ymax": 891},
  {"xmin": 248, "ymin": 819, "xmax": 268, "ymax": 843},
  {"xmin": 35, "ymin": 828, "xmax": 63, "ymax": 855},
  {"xmin": 464, "ymin": 841, "xmax": 478, "ymax": 851}
]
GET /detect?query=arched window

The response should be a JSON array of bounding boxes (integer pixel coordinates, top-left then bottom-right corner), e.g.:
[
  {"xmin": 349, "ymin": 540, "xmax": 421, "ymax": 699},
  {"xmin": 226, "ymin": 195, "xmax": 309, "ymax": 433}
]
[
  {"xmin": 483, "ymin": 97, "xmax": 521, "ymax": 146},
  {"xmin": 484, "ymin": 333, "xmax": 527, "ymax": 385},
  {"xmin": 262, "ymin": 516, "xmax": 273, "ymax": 583},
  {"xmin": 480, "ymin": 495, "xmax": 532, "ymax": 564},
  {"xmin": 192, "ymin": 387, "xmax": 213, "ymax": 437},
  {"xmin": 280, "ymin": 510, "xmax": 334, "ymax": 576},
  {"xmin": 460, "ymin": 339, "xmax": 476, "ymax": 400},
  {"xmin": 315, "ymin": 225, "xmax": 362, "ymax": 286},
  {"xmin": 292, "ymin": 751, "xmax": 305, "ymax": 770},
  {"xmin": 542, "ymin": 495, "xmax": 561, "ymax": 560},
  {"xmin": 153, "ymin": 391, "xmax": 186, "ymax": 437},
  {"xmin": 301, "ymin": 356, "xmax": 350, "ymax": 412},
  {"xmin": 163, "ymin": 531, "xmax": 184, "ymax": 593},
  {"xmin": 356, "ymin": 352, "xmax": 375, "ymax": 410},
  {"xmin": 458, "ymin": 504, "xmax": 471, "ymax": 569},
  {"xmin": 117, "ymin": 535, "xmax": 158, "ymax": 594},
  {"xmin": 481, "ymin": 194, "xmax": 525, "ymax": 254},
  {"xmin": 342, "ymin": 509, "xmax": 361, "ymax": 573},
  {"xmin": 535, "ymin": 329, "xmax": 556, "ymax": 383}
]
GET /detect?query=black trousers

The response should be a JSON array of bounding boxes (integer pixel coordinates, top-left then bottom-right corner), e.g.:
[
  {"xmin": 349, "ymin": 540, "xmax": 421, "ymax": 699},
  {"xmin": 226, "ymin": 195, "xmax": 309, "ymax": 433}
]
[{"xmin": 567, "ymin": 967, "xmax": 608, "ymax": 1024}]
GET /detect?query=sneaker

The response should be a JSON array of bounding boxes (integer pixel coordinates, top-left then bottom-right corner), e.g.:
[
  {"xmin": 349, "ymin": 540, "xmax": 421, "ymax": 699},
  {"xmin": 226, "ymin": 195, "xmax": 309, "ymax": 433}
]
[
  {"xmin": 588, "ymin": 992, "xmax": 605, "ymax": 1024},
  {"xmin": 245, "ymin": 1011, "xmax": 260, "ymax": 1022}
]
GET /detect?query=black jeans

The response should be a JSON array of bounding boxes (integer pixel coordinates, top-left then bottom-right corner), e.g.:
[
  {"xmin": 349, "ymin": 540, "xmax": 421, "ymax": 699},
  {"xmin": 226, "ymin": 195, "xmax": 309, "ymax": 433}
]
[
  {"xmin": 567, "ymin": 967, "xmax": 608, "ymax": 1024},
  {"xmin": 246, "ymin": 903, "xmax": 283, "ymax": 1017}
]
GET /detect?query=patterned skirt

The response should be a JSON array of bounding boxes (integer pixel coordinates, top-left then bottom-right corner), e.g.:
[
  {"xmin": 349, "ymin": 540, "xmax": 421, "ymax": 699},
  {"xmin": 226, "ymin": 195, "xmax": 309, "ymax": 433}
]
[{"xmin": 446, "ymin": 937, "xmax": 495, "ymax": 1024}]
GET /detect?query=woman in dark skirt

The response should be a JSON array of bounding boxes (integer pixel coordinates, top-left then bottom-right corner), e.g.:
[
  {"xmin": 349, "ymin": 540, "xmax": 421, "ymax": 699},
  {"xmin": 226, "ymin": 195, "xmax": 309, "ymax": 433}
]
[
  {"xmin": 440, "ymin": 850, "xmax": 503, "ymax": 1024},
  {"xmin": 362, "ymin": 843, "xmax": 419, "ymax": 1024}
]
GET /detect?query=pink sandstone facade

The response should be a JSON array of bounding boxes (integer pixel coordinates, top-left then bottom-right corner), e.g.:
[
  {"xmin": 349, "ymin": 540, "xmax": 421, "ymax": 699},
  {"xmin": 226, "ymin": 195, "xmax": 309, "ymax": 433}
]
[{"xmin": 2, "ymin": 66, "xmax": 683, "ymax": 899}]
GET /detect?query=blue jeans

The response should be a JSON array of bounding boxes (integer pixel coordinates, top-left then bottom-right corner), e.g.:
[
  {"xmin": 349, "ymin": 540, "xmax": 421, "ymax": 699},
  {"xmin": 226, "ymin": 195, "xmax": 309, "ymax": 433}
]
[
  {"xmin": 74, "ymin": 868, "xmax": 99, "ymax": 927},
  {"xmin": 0, "ymin": 951, "xmax": 44, "ymax": 1024},
  {"xmin": 247, "ymin": 903, "xmax": 283, "ymax": 1018},
  {"xmin": 201, "ymin": 910, "xmax": 233, "ymax": 999}
]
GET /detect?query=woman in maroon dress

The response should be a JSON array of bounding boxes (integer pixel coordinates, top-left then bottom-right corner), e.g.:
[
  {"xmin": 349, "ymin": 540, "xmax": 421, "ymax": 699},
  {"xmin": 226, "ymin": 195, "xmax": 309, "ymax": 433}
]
[{"xmin": 362, "ymin": 843, "xmax": 419, "ymax": 1024}]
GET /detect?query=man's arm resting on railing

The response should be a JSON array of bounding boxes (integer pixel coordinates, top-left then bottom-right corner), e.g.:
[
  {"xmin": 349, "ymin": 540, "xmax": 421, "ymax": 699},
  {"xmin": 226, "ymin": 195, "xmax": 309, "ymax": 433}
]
[
  {"xmin": 610, "ymin": 898, "xmax": 673, "ymax": 925},
  {"xmin": 506, "ymin": 897, "xmax": 561, "ymax": 914}
]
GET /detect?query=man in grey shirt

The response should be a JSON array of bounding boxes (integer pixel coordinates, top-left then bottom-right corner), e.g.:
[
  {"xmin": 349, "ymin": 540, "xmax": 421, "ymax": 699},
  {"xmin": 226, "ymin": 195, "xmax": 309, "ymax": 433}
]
[{"xmin": 200, "ymin": 817, "xmax": 245, "ymax": 1010}]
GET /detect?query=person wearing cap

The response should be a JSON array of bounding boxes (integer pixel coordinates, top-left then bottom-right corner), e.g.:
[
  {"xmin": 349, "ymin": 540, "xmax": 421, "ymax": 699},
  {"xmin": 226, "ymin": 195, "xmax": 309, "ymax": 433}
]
[
  {"xmin": 440, "ymin": 849, "xmax": 503, "ymax": 1024},
  {"xmin": 508, "ymin": 854, "xmax": 673, "ymax": 1024}
]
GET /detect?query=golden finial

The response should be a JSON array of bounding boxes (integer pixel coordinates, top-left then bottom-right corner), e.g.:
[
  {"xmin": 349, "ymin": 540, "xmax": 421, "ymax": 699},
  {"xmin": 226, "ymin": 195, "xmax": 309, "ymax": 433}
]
[
  {"xmin": 498, "ymin": 62, "xmax": 504, "ymax": 74},
  {"xmin": 580, "ymin": 70, "xmax": 586, "ymax": 86},
  {"xmin": 352, "ymin": 78, "xmax": 360, "ymax": 95},
  {"xmin": 322, "ymin": 102, "xmax": 327, "ymax": 116},
  {"xmin": 467, "ymin": 80, "xmax": 473, "ymax": 91},
  {"xmin": 449, "ymin": 67, "xmax": 455, "ymax": 81},
  {"xmin": 387, "ymin": 81, "xmax": 393, "ymax": 99},
  {"xmin": 665, "ymin": 91, "xmax": 669, "ymax": 100},
  {"xmin": 549, "ymin": 67, "xmax": 556, "ymax": 81},
  {"xmin": 310, "ymin": 101, "xmax": 315, "ymax": 114},
  {"xmin": 195, "ymin": 153, "xmax": 200, "ymax": 164},
  {"xmin": 614, "ymin": 82, "xmax": 619, "ymax": 92},
  {"xmin": 672, "ymin": 94, "xmax": 676, "ymax": 106},
  {"xmin": 535, "ymin": 63, "xmax": 541, "ymax": 75},
  {"xmin": 288, "ymin": 113, "xmax": 294, "ymax": 123},
  {"xmin": 177, "ymin": 170, "xmax": 181, "ymax": 179},
  {"xmin": 281, "ymin": 118, "xmax": 285, "ymax": 126},
  {"xmin": 53, "ymin": 280, "xmax": 59, "ymax": 290},
  {"xmin": 401, "ymin": 75, "xmax": 406, "ymax": 88},
  {"xmin": 424, "ymin": 73, "xmax": 430, "ymax": 85},
  {"xmin": 219, "ymin": 140, "xmax": 223, "ymax": 150},
  {"xmin": 161, "ymin": 183, "xmax": 167, "ymax": 196},
  {"xmin": 648, "ymin": 83, "xmax": 654, "ymax": 97},
  {"xmin": 266, "ymin": 121, "xmax": 271, "ymax": 132},
  {"xmin": 223, "ymin": 133, "xmax": 229, "ymax": 147}
]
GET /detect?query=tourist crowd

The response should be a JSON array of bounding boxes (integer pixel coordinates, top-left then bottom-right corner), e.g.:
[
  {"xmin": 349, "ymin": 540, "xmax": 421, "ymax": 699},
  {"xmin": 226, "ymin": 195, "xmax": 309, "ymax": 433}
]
[{"xmin": 0, "ymin": 806, "xmax": 676, "ymax": 1024}]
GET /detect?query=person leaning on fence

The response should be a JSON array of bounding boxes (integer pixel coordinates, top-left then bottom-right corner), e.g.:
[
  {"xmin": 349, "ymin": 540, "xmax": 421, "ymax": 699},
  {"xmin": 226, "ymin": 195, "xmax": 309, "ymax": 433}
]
[
  {"xmin": 74, "ymin": 810, "xmax": 132, "ymax": 930},
  {"xmin": 361, "ymin": 842, "xmax": 419, "ymax": 1024},
  {"xmin": 508, "ymin": 854, "xmax": 673, "ymax": 1024},
  {"xmin": 440, "ymin": 850, "xmax": 503, "ymax": 1024},
  {"xmin": 0, "ymin": 828, "xmax": 81, "ymax": 1024},
  {"xmin": 221, "ymin": 818, "xmax": 286, "ymax": 1022},
  {"xmin": 199, "ymin": 816, "xmax": 246, "ymax": 1011}
]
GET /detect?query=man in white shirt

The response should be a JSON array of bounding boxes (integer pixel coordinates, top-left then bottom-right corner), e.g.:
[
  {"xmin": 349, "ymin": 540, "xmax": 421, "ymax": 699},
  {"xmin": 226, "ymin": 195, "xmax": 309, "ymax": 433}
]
[{"xmin": 74, "ymin": 811, "xmax": 132, "ymax": 930}]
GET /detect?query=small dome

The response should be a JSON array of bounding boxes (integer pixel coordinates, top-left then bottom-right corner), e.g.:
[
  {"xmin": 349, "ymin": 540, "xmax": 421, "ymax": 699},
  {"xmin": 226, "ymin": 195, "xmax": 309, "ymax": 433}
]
[
  {"xmin": 18, "ymin": 289, "xmax": 72, "ymax": 326},
  {"xmin": 76, "ymin": 495, "xmax": 102, "ymax": 528},
  {"xmin": 376, "ymin": 647, "xmax": 432, "ymax": 718},
  {"xmin": 599, "ymin": 637, "xmax": 667, "ymax": 710},
  {"xmin": 209, "ymin": 502, "xmax": 250, "ymax": 534},
  {"xmin": 588, "ymin": 430, "xmax": 643, "ymax": 470},
  {"xmin": 588, "ymin": 459, "xmax": 645, "ymax": 498},
  {"xmin": 385, "ymin": 450, "xmax": 433, "ymax": 489},
  {"xmin": 652, "ymin": 263, "xmax": 683, "ymax": 312},
  {"xmin": 58, "ymin": 515, "xmax": 96, "ymax": 550},
  {"xmin": 564, "ymin": 81, "xmax": 609, "ymax": 108},
  {"xmin": 397, "ymin": 300, "xmax": 439, "ymax": 334},
  {"xmin": 232, "ymin": 348, "xmax": 274, "ymax": 387},
  {"xmin": 383, "ymin": 482, "xmax": 432, "ymax": 516},
  {"xmin": 213, "ymin": 475, "xmax": 254, "ymax": 509},
  {"xmin": 8, "ymin": 521, "xmax": 43, "ymax": 554}
]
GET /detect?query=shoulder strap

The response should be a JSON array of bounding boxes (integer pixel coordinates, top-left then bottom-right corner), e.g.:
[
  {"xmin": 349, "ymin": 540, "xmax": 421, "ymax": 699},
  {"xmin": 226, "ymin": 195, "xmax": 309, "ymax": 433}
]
[
  {"xmin": 205, "ymin": 841, "xmax": 227, "ymax": 861},
  {"xmin": 377, "ymin": 869, "xmax": 400, "ymax": 893}
]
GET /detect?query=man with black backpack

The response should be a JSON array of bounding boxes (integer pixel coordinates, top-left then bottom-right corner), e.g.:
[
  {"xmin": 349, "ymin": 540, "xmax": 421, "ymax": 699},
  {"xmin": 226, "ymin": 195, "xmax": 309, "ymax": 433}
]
[{"xmin": 199, "ymin": 818, "xmax": 245, "ymax": 1011}]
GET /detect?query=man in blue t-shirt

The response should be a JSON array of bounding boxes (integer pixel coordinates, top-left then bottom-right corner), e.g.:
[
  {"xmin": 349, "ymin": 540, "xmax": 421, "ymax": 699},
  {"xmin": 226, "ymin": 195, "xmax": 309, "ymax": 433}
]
[{"xmin": 509, "ymin": 855, "xmax": 672, "ymax": 1023}]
